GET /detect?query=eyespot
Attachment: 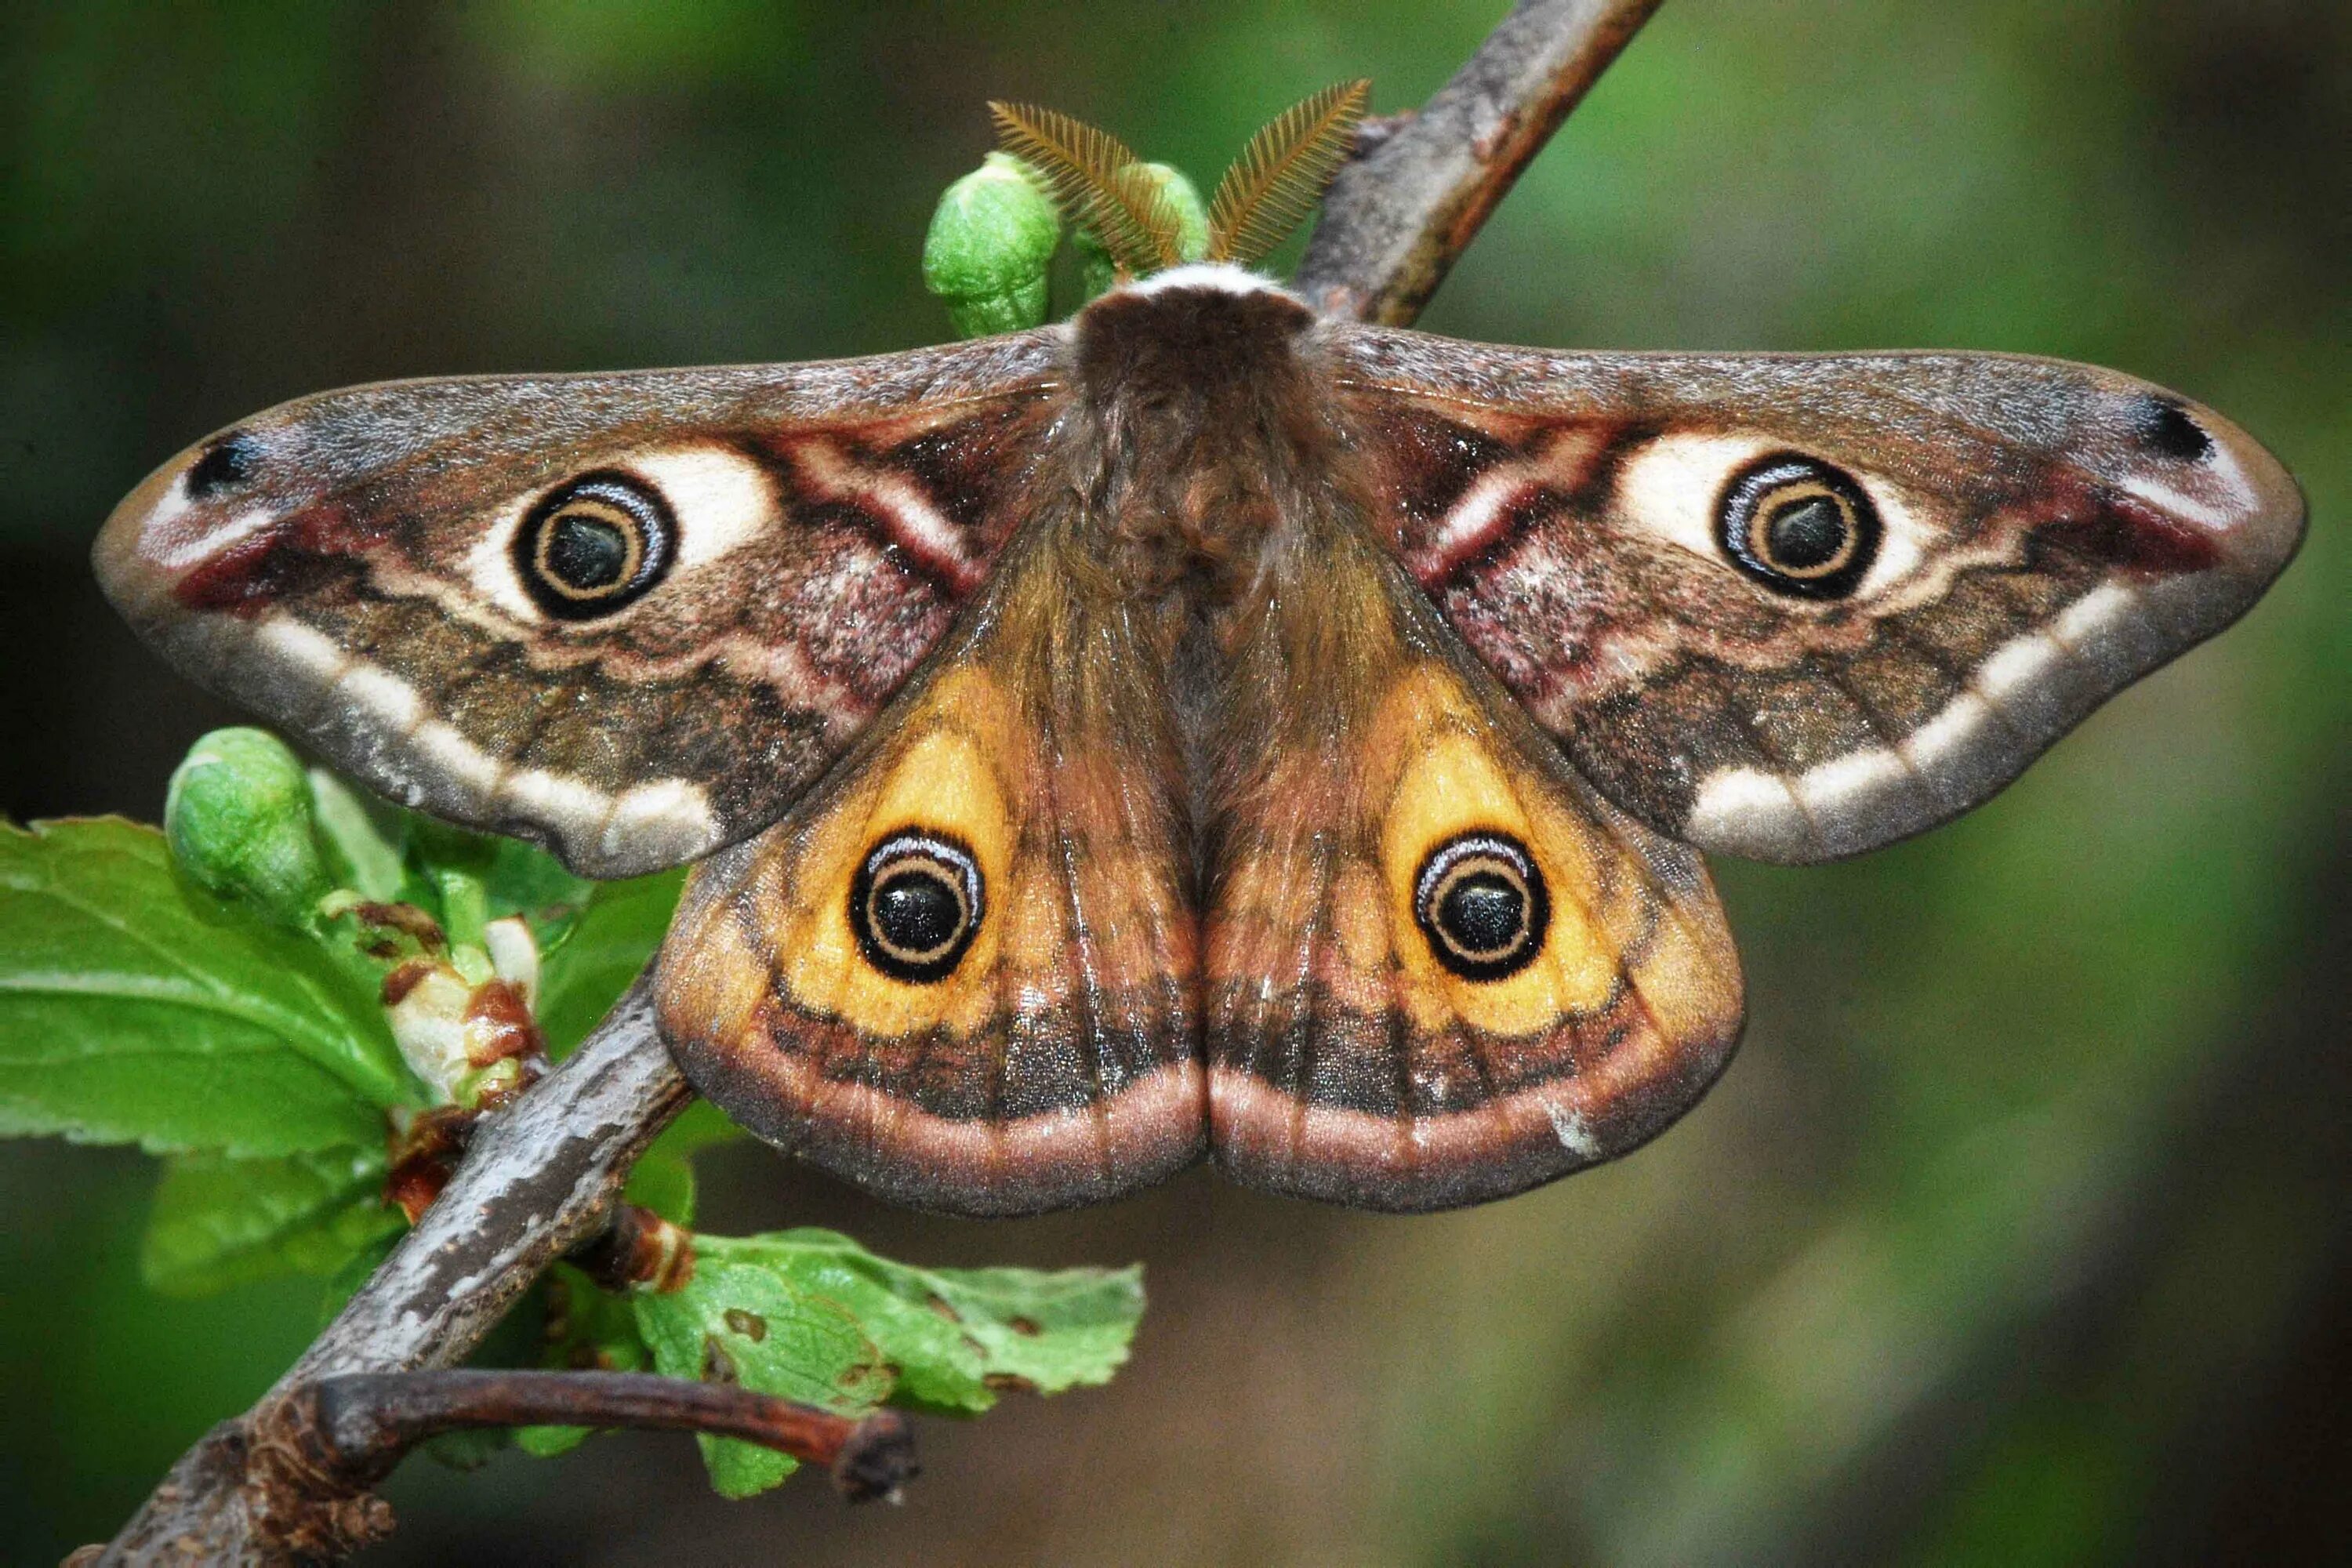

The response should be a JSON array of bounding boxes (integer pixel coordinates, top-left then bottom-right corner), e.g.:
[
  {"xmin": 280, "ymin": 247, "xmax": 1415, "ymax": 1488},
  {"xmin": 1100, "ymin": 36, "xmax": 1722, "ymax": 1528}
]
[
  {"xmin": 513, "ymin": 471, "xmax": 676, "ymax": 619},
  {"xmin": 1717, "ymin": 453, "xmax": 1880, "ymax": 599},
  {"xmin": 1413, "ymin": 831, "xmax": 1549, "ymax": 982},
  {"xmin": 850, "ymin": 830, "xmax": 985, "ymax": 984}
]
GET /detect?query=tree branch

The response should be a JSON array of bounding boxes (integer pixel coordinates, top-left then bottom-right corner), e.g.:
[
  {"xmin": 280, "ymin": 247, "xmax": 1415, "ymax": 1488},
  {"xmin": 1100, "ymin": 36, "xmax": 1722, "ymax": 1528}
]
[
  {"xmin": 87, "ymin": 2, "xmax": 1658, "ymax": 1559},
  {"xmin": 1294, "ymin": 0, "xmax": 1662, "ymax": 325},
  {"xmin": 91, "ymin": 978, "xmax": 690, "ymax": 1565}
]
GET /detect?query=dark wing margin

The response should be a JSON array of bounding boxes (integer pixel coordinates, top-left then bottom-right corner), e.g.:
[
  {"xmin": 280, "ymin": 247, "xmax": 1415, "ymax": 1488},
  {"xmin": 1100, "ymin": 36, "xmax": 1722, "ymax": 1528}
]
[
  {"xmin": 1325, "ymin": 325, "xmax": 2306, "ymax": 863},
  {"xmin": 93, "ymin": 333, "xmax": 1070, "ymax": 878}
]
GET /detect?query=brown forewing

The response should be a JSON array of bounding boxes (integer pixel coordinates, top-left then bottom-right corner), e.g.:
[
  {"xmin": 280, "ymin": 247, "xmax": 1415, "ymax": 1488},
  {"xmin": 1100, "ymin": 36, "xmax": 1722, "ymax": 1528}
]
[
  {"xmin": 1325, "ymin": 326, "xmax": 2305, "ymax": 862},
  {"xmin": 92, "ymin": 335, "xmax": 1069, "ymax": 877}
]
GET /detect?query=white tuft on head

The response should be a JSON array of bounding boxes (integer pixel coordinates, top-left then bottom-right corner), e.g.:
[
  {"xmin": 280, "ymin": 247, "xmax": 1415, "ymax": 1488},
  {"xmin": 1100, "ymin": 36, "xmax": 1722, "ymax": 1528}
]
[{"xmin": 1119, "ymin": 263, "xmax": 1286, "ymax": 299}]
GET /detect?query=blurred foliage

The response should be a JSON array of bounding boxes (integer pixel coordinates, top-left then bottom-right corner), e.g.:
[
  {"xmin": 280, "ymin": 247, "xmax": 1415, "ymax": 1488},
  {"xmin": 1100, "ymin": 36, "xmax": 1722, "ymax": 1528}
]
[{"xmin": 1, "ymin": 0, "xmax": 2344, "ymax": 1563}]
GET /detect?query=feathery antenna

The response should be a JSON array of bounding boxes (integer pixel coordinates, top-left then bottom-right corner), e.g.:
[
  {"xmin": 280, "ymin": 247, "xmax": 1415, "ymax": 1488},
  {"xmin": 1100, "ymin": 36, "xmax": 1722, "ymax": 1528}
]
[
  {"xmin": 987, "ymin": 102, "xmax": 1188, "ymax": 279},
  {"xmin": 1205, "ymin": 80, "xmax": 1370, "ymax": 266}
]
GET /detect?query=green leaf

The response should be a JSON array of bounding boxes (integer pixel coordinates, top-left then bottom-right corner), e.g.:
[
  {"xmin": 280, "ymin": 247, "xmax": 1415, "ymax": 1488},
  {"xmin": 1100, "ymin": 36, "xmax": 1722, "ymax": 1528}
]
[
  {"xmin": 536, "ymin": 868, "xmax": 685, "ymax": 1052},
  {"xmin": 402, "ymin": 818, "xmax": 594, "ymax": 950},
  {"xmin": 618, "ymin": 1098, "xmax": 745, "ymax": 1226},
  {"xmin": 633, "ymin": 1229, "xmax": 1144, "ymax": 1497},
  {"xmin": 474, "ymin": 837, "xmax": 596, "ymax": 944},
  {"xmin": 710, "ymin": 1229, "xmax": 1146, "ymax": 1414},
  {"xmin": 141, "ymin": 1146, "xmax": 401, "ymax": 1297},
  {"xmin": 634, "ymin": 1253, "xmax": 887, "ymax": 1497},
  {"xmin": 0, "ymin": 818, "xmax": 419, "ymax": 1156},
  {"xmin": 622, "ymin": 1145, "xmax": 698, "ymax": 1226}
]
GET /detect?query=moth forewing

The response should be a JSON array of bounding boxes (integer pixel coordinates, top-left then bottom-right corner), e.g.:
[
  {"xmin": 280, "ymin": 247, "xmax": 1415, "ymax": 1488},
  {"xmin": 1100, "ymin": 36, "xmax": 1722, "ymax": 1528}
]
[
  {"xmin": 89, "ymin": 339, "xmax": 1070, "ymax": 878},
  {"xmin": 1323, "ymin": 331, "xmax": 2307, "ymax": 866}
]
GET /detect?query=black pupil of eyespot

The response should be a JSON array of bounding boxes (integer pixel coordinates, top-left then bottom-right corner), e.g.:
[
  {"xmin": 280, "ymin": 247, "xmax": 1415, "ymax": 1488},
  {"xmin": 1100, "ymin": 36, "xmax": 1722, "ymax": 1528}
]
[
  {"xmin": 546, "ymin": 513, "xmax": 632, "ymax": 590},
  {"xmin": 1440, "ymin": 871, "xmax": 1524, "ymax": 956},
  {"xmin": 1764, "ymin": 495, "xmax": 1849, "ymax": 572},
  {"xmin": 873, "ymin": 868, "xmax": 962, "ymax": 956}
]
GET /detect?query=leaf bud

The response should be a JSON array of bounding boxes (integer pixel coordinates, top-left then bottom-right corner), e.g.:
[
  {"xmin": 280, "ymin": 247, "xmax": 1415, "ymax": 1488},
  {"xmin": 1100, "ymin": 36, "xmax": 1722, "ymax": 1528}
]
[
  {"xmin": 165, "ymin": 728, "xmax": 330, "ymax": 927},
  {"xmin": 923, "ymin": 151, "xmax": 1062, "ymax": 338}
]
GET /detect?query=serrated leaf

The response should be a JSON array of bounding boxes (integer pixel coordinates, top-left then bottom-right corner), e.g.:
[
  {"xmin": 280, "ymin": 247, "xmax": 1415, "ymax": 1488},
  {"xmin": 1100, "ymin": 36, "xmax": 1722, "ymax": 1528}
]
[
  {"xmin": 0, "ymin": 818, "xmax": 418, "ymax": 1155},
  {"xmin": 634, "ymin": 1255, "xmax": 887, "ymax": 1498},
  {"xmin": 142, "ymin": 1145, "xmax": 402, "ymax": 1297},
  {"xmin": 536, "ymin": 869, "xmax": 685, "ymax": 1053},
  {"xmin": 713, "ymin": 1229, "xmax": 1145, "ymax": 1414}
]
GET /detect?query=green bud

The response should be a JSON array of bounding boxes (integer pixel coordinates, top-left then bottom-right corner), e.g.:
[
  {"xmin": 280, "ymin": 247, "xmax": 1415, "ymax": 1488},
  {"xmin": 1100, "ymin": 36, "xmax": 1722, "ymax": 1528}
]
[
  {"xmin": 1072, "ymin": 223, "xmax": 1117, "ymax": 303},
  {"xmin": 1073, "ymin": 163, "xmax": 1211, "ymax": 300},
  {"xmin": 1134, "ymin": 162, "xmax": 1210, "ymax": 266},
  {"xmin": 924, "ymin": 151, "xmax": 1061, "ymax": 338},
  {"xmin": 165, "ymin": 728, "xmax": 330, "ymax": 926}
]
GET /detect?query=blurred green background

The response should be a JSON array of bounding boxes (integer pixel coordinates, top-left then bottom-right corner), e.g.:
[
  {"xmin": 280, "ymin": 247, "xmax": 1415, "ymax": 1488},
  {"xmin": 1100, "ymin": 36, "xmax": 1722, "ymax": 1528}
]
[{"xmin": 3, "ymin": 1, "xmax": 2345, "ymax": 1563}]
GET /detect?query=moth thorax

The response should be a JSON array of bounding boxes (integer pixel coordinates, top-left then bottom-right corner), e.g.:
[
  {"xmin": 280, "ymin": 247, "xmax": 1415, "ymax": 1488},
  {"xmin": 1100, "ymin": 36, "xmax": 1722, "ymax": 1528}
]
[
  {"xmin": 1077, "ymin": 281, "xmax": 1323, "ymax": 590},
  {"xmin": 1074, "ymin": 281, "xmax": 1316, "ymax": 412}
]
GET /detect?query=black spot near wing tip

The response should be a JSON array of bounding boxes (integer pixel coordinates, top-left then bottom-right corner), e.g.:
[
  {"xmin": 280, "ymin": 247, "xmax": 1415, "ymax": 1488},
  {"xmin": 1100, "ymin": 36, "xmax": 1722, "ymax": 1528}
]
[
  {"xmin": 185, "ymin": 431, "xmax": 263, "ymax": 498},
  {"xmin": 2133, "ymin": 394, "xmax": 2214, "ymax": 464}
]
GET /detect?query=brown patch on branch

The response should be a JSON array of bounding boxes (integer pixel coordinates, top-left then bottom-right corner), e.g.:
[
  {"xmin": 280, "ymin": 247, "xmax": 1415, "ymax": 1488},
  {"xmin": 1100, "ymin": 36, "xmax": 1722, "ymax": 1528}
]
[{"xmin": 574, "ymin": 1200, "xmax": 697, "ymax": 1293}]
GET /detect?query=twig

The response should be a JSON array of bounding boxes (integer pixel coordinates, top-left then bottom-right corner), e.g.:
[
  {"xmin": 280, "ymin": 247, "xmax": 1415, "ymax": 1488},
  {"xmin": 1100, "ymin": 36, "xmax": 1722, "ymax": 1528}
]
[
  {"xmin": 86, "ymin": 3, "xmax": 1656, "ymax": 1559},
  {"xmin": 90, "ymin": 978, "xmax": 689, "ymax": 1565},
  {"xmin": 305, "ymin": 1371, "xmax": 916, "ymax": 1503},
  {"xmin": 1293, "ymin": 0, "xmax": 1663, "ymax": 325}
]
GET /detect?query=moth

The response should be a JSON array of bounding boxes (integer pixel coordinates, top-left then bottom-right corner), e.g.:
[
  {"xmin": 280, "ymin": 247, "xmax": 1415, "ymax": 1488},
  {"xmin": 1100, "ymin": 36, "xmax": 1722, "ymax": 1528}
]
[{"xmin": 93, "ymin": 89, "xmax": 2303, "ymax": 1217}]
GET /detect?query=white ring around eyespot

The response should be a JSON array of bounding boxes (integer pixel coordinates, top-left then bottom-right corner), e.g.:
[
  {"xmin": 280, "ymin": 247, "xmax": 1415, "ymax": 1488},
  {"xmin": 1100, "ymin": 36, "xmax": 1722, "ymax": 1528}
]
[
  {"xmin": 1612, "ymin": 432, "xmax": 1926, "ymax": 600},
  {"xmin": 463, "ymin": 443, "xmax": 777, "ymax": 622}
]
